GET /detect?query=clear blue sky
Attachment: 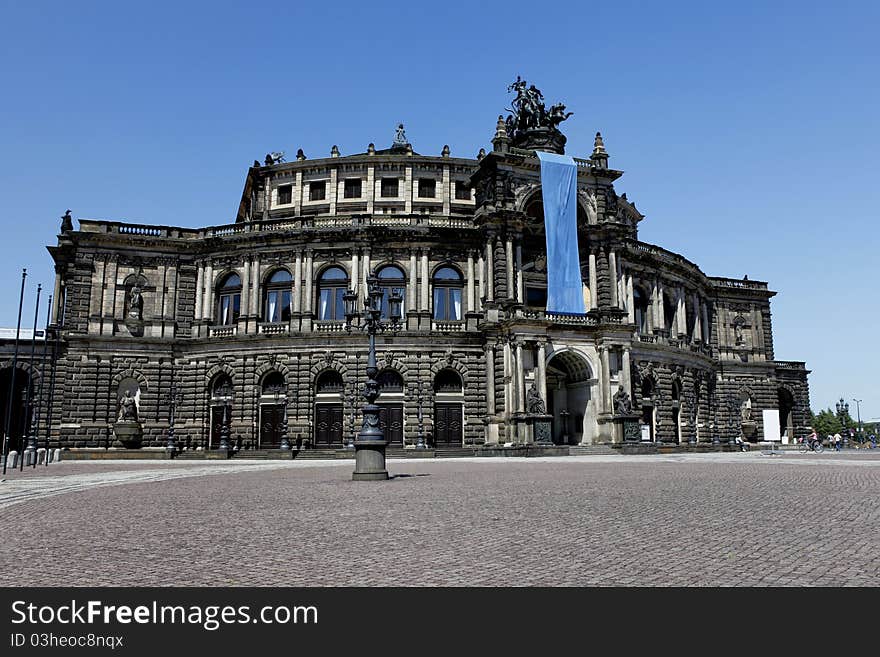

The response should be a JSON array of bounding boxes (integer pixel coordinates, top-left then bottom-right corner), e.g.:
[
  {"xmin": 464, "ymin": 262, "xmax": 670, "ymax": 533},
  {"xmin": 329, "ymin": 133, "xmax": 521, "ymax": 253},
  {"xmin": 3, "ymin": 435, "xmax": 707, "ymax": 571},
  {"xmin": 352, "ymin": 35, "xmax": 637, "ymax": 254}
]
[{"xmin": 1, "ymin": 1, "xmax": 878, "ymax": 422}]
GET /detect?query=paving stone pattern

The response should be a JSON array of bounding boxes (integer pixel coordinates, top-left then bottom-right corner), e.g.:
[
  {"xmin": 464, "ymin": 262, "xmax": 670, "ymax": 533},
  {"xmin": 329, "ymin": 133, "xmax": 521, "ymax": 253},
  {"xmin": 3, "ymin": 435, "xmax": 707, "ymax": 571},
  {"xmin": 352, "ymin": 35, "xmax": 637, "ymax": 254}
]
[{"xmin": 1, "ymin": 453, "xmax": 878, "ymax": 586}]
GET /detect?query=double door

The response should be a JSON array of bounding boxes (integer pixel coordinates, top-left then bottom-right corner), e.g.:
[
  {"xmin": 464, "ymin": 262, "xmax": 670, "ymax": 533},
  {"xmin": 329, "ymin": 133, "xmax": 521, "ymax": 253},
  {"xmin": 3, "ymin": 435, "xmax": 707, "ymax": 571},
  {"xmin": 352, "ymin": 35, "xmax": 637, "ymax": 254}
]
[
  {"xmin": 434, "ymin": 403, "xmax": 463, "ymax": 447},
  {"xmin": 315, "ymin": 404, "xmax": 344, "ymax": 447}
]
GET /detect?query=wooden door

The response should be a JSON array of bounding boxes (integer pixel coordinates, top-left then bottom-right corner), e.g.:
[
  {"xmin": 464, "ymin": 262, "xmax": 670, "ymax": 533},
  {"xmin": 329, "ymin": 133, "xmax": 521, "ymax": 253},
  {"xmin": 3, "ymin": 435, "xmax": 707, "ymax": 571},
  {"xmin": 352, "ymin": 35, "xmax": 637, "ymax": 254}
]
[
  {"xmin": 378, "ymin": 404, "xmax": 403, "ymax": 446},
  {"xmin": 434, "ymin": 403, "xmax": 463, "ymax": 447},
  {"xmin": 260, "ymin": 403, "xmax": 283, "ymax": 448},
  {"xmin": 315, "ymin": 404, "xmax": 343, "ymax": 447}
]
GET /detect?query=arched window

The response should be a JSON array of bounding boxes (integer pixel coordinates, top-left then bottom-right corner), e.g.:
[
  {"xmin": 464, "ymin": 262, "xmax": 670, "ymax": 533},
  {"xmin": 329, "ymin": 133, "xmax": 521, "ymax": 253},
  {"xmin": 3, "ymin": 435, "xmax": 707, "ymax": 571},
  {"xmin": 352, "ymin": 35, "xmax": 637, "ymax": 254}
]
[
  {"xmin": 376, "ymin": 370, "xmax": 404, "ymax": 392},
  {"xmin": 434, "ymin": 369, "xmax": 462, "ymax": 393},
  {"xmin": 432, "ymin": 266, "xmax": 463, "ymax": 321},
  {"xmin": 633, "ymin": 287, "xmax": 650, "ymax": 334},
  {"xmin": 317, "ymin": 267, "xmax": 349, "ymax": 321},
  {"xmin": 261, "ymin": 371, "xmax": 285, "ymax": 395},
  {"xmin": 216, "ymin": 273, "xmax": 241, "ymax": 325},
  {"xmin": 376, "ymin": 265, "xmax": 406, "ymax": 319},
  {"xmin": 315, "ymin": 370, "xmax": 344, "ymax": 394},
  {"xmin": 263, "ymin": 269, "xmax": 292, "ymax": 323},
  {"xmin": 212, "ymin": 374, "xmax": 233, "ymax": 399}
]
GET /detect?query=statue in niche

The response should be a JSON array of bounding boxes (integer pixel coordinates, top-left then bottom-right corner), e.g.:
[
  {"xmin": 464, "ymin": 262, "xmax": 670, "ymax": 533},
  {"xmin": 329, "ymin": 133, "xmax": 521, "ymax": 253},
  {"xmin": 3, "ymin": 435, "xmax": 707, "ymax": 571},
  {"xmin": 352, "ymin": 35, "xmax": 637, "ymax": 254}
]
[
  {"xmin": 526, "ymin": 383, "xmax": 546, "ymax": 415},
  {"xmin": 584, "ymin": 190, "xmax": 598, "ymax": 224},
  {"xmin": 128, "ymin": 282, "xmax": 143, "ymax": 320},
  {"xmin": 740, "ymin": 398, "xmax": 752, "ymax": 422},
  {"xmin": 117, "ymin": 389, "xmax": 139, "ymax": 422},
  {"xmin": 614, "ymin": 385, "xmax": 632, "ymax": 415},
  {"xmin": 733, "ymin": 315, "xmax": 746, "ymax": 345}
]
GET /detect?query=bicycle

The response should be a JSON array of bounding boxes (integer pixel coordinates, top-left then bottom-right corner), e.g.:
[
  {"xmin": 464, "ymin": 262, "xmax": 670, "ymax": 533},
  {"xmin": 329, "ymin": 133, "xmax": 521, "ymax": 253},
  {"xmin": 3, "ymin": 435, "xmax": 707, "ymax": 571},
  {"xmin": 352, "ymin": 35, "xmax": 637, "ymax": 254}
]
[{"xmin": 798, "ymin": 438, "xmax": 824, "ymax": 453}]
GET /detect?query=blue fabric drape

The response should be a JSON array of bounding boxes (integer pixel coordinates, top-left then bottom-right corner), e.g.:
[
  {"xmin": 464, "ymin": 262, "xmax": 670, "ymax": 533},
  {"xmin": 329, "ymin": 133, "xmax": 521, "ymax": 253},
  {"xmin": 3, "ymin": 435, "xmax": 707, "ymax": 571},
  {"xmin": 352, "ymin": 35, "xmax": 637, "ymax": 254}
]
[{"xmin": 537, "ymin": 151, "xmax": 585, "ymax": 314}]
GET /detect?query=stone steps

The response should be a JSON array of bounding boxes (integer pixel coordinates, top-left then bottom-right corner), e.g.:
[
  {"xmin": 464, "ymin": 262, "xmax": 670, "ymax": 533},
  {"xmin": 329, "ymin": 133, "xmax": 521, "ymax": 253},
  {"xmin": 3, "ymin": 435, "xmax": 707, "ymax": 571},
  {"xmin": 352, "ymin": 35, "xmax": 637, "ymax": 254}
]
[{"xmin": 568, "ymin": 445, "xmax": 618, "ymax": 456}]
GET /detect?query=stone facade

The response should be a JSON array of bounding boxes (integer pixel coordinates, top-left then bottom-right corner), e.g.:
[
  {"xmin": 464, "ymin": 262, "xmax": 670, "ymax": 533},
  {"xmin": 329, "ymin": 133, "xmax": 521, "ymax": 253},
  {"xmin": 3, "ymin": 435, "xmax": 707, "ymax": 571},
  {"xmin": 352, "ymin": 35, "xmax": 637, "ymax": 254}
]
[{"xmin": 2, "ymin": 104, "xmax": 810, "ymax": 452}]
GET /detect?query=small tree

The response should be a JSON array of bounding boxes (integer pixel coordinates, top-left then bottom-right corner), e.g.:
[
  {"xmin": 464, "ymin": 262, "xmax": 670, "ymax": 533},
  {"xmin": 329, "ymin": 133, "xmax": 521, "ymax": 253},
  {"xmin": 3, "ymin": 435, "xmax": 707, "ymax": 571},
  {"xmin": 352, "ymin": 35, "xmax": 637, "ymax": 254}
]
[{"xmin": 809, "ymin": 408, "xmax": 841, "ymax": 438}]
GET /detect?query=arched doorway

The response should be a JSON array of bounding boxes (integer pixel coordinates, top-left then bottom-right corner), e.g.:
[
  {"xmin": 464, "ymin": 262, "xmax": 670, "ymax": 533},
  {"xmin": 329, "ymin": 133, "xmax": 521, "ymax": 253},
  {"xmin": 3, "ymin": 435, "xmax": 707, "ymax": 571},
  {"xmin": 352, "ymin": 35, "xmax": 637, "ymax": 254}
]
[
  {"xmin": 433, "ymin": 369, "xmax": 463, "ymax": 447},
  {"xmin": 778, "ymin": 387, "xmax": 795, "ymax": 442},
  {"xmin": 259, "ymin": 372, "xmax": 286, "ymax": 449},
  {"xmin": 209, "ymin": 374, "xmax": 233, "ymax": 449},
  {"xmin": 376, "ymin": 370, "xmax": 404, "ymax": 446},
  {"xmin": 545, "ymin": 351, "xmax": 596, "ymax": 445},
  {"xmin": 640, "ymin": 377, "xmax": 657, "ymax": 441},
  {"xmin": 314, "ymin": 370, "xmax": 343, "ymax": 447},
  {"xmin": 0, "ymin": 368, "xmax": 33, "ymax": 453}
]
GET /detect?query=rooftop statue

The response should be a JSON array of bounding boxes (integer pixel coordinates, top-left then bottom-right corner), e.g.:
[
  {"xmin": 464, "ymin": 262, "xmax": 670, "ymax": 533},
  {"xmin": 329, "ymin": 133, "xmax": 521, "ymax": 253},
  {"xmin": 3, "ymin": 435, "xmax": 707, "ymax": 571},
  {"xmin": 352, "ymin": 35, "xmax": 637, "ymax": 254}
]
[
  {"xmin": 394, "ymin": 123, "xmax": 408, "ymax": 146},
  {"xmin": 504, "ymin": 77, "xmax": 572, "ymax": 153}
]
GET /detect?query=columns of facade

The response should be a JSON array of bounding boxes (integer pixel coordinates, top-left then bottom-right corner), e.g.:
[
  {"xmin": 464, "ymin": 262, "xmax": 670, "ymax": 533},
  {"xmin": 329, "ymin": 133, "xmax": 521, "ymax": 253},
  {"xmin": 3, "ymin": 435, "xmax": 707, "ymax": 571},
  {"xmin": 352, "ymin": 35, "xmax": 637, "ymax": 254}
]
[
  {"xmin": 588, "ymin": 252, "xmax": 598, "ymax": 310},
  {"xmin": 477, "ymin": 253, "xmax": 485, "ymax": 309},
  {"xmin": 466, "ymin": 251, "xmax": 475, "ymax": 312},
  {"xmin": 442, "ymin": 164, "xmax": 450, "ymax": 215},
  {"xmin": 600, "ymin": 345, "xmax": 611, "ymax": 414},
  {"xmin": 241, "ymin": 258, "xmax": 251, "ymax": 319},
  {"xmin": 250, "ymin": 256, "xmax": 261, "ymax": 318},
  {"xmin": 366, "ymin": 165, "xmax": 375, "ymax": 215},
  {"xmin": 329, "ymin": 167, "xmax": 338, "ymax": 216},
  {"xmin": 420, "ymin": 249, "xmax": 429, "ymax": 312},
  {"xmin": 304, "ymin": 251, "xmax": 313, "ymax": 316},
  {"xmin": 537, "ymin": 342, "xmax": 547, "ymax": 407},
  {"xmin": 515, "ymin": 238, "xmax": 523, "ymax": 304},
  {"xmin": 485, "ymin": 237, "xmax": 494, "ymax": 302},
  {"xmin": 693, "ymin": 293, "xmax": 702, "ymax": 342},
  {"xmin": 51, "ymin": 269, "xmax": 63, "ymax": 325},
  {"xmin": 608, "ymin": 250, "xmax": 619, "ymax": 307},
  {"xmin": 502, "ymin": 340, "xmax": 512, "ymax": 417},
  {"xmin": 203, "ymin": 263, "xmax": 214, "ymax": 321},
  {"xmin": 351, "ymin": 250, "xmax": 359, "ymax": 299},
  {"xmin": 626, "ymin": 272, "xmax": 635, "ymax": 324},
  {"xmin": 404, "ymin": 165, "xmax": 412, "ymax": 214},
  {"xmin": 194, "ymin": 263, "xmax": 204, "ymax": 322},
  {"xmin": 655, "ymin": 280, "xmax": 665, "ymax": 332},
  {"xmin": 485, "ymin": 344, "xmax": 496, "ymax": 416},
  {"xmin": 515, "ymin": 342, "xmax": 525, "ymax": 413},
  {"xmin": 294, "ymin": 171, "xmax": 303, "ymax": 216},
  {"xmin": 408, "ymin": 250, "xmax": 417, "ymax": 312},
  {"xmin": 677, "ymin": 287, "xmax": 686, "ymax": 336},
  {"xmin": 621, "ymin": 347, "xmax": 632, "ymax": 396},
  {"xmin": 505, "ymin": 236, "xmax": 514, "ymax": 300},
  {"xmin": 361, "ymin": 247, "xmax": 370, "ymax": 302},
  {"xmin": 293, "ymin": 250, "xmax": 303, "ymax": 313}
]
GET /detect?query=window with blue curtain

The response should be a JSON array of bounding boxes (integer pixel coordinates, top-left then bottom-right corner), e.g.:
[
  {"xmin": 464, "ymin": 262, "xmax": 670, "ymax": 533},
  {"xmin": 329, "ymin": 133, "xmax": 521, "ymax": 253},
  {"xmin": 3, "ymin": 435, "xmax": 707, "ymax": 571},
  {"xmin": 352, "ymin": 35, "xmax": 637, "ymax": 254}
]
[
  {"xmin": 263, "ymin": 269, "xmax": 292, "ymax": 322},
  {"xmin": 432, "ymin": 266, "xmax": 463, "ymax": 321}
]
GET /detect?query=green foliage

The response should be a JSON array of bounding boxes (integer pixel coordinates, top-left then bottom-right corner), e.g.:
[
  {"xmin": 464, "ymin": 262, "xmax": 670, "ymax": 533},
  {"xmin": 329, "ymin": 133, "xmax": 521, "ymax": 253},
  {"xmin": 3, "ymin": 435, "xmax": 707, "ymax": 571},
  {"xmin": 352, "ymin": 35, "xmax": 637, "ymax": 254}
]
[{"xmin": 809, "ymin": 408, "xmax": 841, "ymax": 438}]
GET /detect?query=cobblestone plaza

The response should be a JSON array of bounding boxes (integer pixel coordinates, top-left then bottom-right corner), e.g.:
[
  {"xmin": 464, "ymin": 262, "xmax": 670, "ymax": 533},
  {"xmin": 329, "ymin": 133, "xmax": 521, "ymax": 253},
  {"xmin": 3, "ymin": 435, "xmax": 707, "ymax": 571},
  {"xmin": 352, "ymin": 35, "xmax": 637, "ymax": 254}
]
[{"xmin": 2, "ymin": 452, "xmax": 877, "ymax": 587}]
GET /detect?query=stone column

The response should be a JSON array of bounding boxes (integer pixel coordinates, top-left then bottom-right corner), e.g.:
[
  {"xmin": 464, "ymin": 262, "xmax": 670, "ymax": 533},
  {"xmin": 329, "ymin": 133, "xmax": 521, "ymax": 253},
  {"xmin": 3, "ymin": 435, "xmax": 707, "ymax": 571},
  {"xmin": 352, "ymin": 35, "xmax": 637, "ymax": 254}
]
[
  {"xmin": 420, "ymin": 250, "xmax": 429, "ymax": 312},
  {"xmin": 293, "ymin": 250, "xmax": 302, "ymax": 313},
  {"xmin": 600, "ymin": 346, "xmax": 611, "ymax": 413},
  {"xmin": 351, "ymin": 250, "xmax": 359, "ymax": 298},
  {"xmin": 502, "ymin": 340, "xmax": 512, "ymax": 417},
  {"xmin": 304, "ymin": 251, "xmax": 313, "ymax": 316},
  {"xmin": 366, "ymin": 165, "xmax": 375, "ymax": 214},
  {"xmin": 693, "ymin": 293, "xmax": 702, "ymax": 342},
  {"xmin": 588, "ymin": 252, "xmax": 598, "ymax": 310},
  {"xmin": 537, "ymin": 342, "xmax": 547, "ymax": 406},
  {"xmin": 505, "ymin": 236, "xmax": 514, "ymax": 300},
  {"xmin": 203, "ymin": 263, "xmax": 214, "ymax": 321},
  {"xmin": 701, "ymin": 300, "xmax": 710, "ymax": 343},
  {"xmin": 408, "ymin": 250, "xmax": 417, "ymax": 311},
  {"xmin": 241, "ymin": 259, "xmax": 251, "ymax": 319},
  {"xmin": 515, "ymin": 239, "xmax": 524, "ymax": 303},
  {"xmin": 485, "ymin": 344, "xmax": 496, "ymax": 416},
  {"xmin": 485, "ymin": 238, "xmax": 494, "ymax": 302},
  {"xmin": 404, "ymin": 164, "xmax": 412, "ymax": 214},
  {"xmin": 466, "ymin": 251, "xmax": 475, "ymax": 312},
  {"xmin": 622, "ymin": 347, "xmax": 631, "ymax": 396},
  {"xmin": 677, "ymin": 288, "xmax": 686, "ymax": 336},
  {"xmin": 329, "ymin": 167, "xmax": 338, "ymax": 215},
  {"xmin": 194, "ymin": 263, "xmax": 204, "ymax": 321},
  {"xmin": 251, "ymin": 256, "xmax": 261, "ymax": 317},
  {"xmin": 477, "ymin": 253, "xmax": 485, "ymax": 309},
  {"xmin": 626, "ymin": 272, "xmax": 635, "ymax": 324},
  {"xmin": 442, "ymin": 164, "xmax": 450, "ymax": 215},
  {"xmin": 52, "ymin": 269, "xmax": 63, "ymax": 325},
  {"xmin": 655, "ymin": 280, "xmax": 665, "ymax": 332},
  {"xmin": 515, "ymin": 342, "xmax": 525, "ymax": 413},
  {"xmin": 294, "ymin": 171, "xmax": 303, "ymax": 216},
  {"xmin": 608, "ymin": 250, "xmax": 619, "ymax": 307}
]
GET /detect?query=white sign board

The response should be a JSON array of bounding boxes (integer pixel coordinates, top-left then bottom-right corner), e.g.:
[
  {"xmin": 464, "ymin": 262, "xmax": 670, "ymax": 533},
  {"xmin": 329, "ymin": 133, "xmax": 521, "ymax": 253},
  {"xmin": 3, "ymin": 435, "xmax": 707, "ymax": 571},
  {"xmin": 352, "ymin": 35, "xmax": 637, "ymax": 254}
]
[
  {"xmin": 640, "ymin": 424, "xmax": 651, "ymax": 442},
  {"xmin": 762, "ymin": 409, "xmax": 780, "ymax": 442}
]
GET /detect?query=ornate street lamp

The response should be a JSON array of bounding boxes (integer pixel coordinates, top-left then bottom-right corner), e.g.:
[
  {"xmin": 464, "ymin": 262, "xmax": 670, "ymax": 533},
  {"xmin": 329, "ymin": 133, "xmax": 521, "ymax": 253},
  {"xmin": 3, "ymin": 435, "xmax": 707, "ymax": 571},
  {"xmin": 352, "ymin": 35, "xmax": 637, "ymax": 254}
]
[
  {"xmin": 275, "ymin": 389, "xmax": 290, "ymax": 451},
  {"xmin": 217, "ymin": 397, "xmax": 232, "ymax": 451},
  {"xmin": 409, "ymin": 381, "xmax": 428, "ymax": 449},
  {"xmin": 164, "ymin": 382, "xmax": 182, "ymax": 453},
  {"xmin": 852, "ymin": 398, "xmax": 863, "ymax": 444},
  {"xmin": 345, "ymin": 382, "xmax": 357, "ymax": 449},
  {"xmin": 343, "ymin": 274, "xmax": 403, "ymax": 481},
  {"xmin": 836, "ymin": 397, "xmax": 849, "ymax": 447}
]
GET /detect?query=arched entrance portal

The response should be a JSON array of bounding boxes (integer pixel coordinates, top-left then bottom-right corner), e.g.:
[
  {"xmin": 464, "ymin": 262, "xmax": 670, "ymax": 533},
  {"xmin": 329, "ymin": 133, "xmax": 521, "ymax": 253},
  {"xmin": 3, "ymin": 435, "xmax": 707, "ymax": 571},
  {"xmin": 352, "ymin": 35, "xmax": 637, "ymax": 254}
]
[
  {"xmin": 545, "ymin": 351, "xmax": 597, "ymax": 445},
  {"xmin": 259, "ymin": 372, "xmax": 286, "ymax": 449},
  {"xmin": 0, "ymin": 368, "xmax": 33, "ymax": 453},
  {"xmin": 314, "ymin": 370, "xmax": 344, "ymax": 447},
  {"xmin": 433, "ymin": 369, "xmax": 464, "ymax": 447}
]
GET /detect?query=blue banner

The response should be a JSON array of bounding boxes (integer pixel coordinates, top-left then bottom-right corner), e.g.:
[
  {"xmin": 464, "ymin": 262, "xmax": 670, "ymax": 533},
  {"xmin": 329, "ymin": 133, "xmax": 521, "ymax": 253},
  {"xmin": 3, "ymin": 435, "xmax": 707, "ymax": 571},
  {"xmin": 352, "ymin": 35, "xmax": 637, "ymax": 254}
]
[{"xmin": 536, "ymin": 151, "xmax": 584, "ymax": 314}]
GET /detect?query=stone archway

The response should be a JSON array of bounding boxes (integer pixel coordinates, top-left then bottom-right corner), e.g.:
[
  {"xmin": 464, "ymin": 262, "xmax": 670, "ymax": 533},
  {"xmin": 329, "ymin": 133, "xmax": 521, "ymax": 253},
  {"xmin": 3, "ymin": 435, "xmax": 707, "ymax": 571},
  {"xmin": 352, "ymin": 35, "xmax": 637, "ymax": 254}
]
[
  {"xmin": 0, "ymin": 367, "xmax": 34, "ymax": 454},
  {"xmin": 777, "ymin": 387, "xmax": 795, "ymax": 443},
  {"xmin": 545, "ymin": 350, "xmax": 597, "ymax": 445}
]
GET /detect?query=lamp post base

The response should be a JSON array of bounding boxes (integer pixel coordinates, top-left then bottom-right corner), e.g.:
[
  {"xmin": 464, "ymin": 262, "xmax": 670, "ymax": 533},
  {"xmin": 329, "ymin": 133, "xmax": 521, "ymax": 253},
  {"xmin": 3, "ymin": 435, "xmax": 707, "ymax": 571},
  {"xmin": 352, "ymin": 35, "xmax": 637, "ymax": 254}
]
[{"xmin": 352, "ymin": 440, "xmax": 389, "ymax": 481}]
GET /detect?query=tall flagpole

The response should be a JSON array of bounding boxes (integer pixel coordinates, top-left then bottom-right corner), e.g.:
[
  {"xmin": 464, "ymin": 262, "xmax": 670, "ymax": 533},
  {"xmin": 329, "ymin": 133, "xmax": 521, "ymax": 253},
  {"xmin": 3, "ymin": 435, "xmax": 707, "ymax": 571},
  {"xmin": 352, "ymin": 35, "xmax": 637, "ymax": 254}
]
[
  {"xmin": 2, "ymin": 268, "xmax": 27, "ymax": 475},
  {"xmin": 34, "ymin": 294, "xmax": 52, "ymax": 468},
  {"xmin": 21, "ymin": 284, "xmax": 41, "ymax": 471}
]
